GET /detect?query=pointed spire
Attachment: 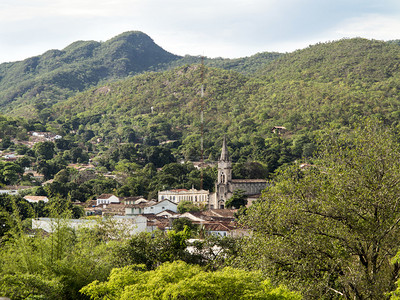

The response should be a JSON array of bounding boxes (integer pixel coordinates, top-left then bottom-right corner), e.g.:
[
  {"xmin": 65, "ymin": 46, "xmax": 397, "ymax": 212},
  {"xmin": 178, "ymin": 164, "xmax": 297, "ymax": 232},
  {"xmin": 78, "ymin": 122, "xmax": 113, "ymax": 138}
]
[{"xmin": 220, "ymin": 135, "xmax": 230, "ymax": 161}]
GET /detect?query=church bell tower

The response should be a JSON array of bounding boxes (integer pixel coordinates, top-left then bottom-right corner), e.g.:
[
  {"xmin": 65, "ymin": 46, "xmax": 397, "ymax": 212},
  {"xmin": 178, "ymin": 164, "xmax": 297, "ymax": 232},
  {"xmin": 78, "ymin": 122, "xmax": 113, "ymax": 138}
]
[{"xmin": 215, "ymin": 136, "xmax": 232, "ymax": 208}]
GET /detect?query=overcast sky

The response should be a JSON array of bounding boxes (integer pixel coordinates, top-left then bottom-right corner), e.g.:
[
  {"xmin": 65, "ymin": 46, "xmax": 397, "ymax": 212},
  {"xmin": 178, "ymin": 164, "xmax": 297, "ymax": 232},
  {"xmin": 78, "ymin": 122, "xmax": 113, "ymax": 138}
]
[{"xmin": 0, "ymin": 0, "xmax": 399, "ymax": 63}]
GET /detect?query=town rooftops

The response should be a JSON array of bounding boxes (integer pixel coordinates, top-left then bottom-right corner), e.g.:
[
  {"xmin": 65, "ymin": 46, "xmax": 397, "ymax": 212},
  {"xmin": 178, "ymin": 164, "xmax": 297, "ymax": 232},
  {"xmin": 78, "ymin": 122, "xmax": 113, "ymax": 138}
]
[
  {"xmin": 163, "ymin": 189, "xmax": 188, "ymax": 193},
  {"xmin": 125, "ymin": 200, "xmax": 157, "ymax": 209},
  {"xmin": 23, "ymin": 195, "xmax": 49, "ymax": 203},
  {"xmin": 125, "ymin": 199, "xmax": 175, "ymax": 209},
  {"xmin": 203, "ymin": 222, "xmax": 236, "ymax": 232},
  {"xmin": 203, "ymin": 209, "xmax": 237, "ymax": 219},
  {"xmin": 97, "ymin": 194, "xmax": 117, "ymax": 199},
  {"xmin": 231, "ymin": 179, "xmax": 267, "ymax": 183}
]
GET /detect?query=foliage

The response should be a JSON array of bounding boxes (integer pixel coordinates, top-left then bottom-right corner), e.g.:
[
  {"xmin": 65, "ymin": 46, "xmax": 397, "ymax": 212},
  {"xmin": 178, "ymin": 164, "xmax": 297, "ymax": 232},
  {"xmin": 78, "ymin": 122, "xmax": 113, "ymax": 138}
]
[
  {"xmin": 225, "ymin": 189, "xmax": 247, "ymax": 209},
  {"xmin": 177, "ymin": 200, "xmax": 201, "ymax": 213},
  {"xmin": 0, "ymin": 217, "xmax": 120, "ymax": 300},
  {"xmin": 114, "ymin": 229, "xmax": 197, "ymax": 270},
  {"xmin": 80, "ymin": 260, "xmax": 301, "ymax": 300},
  {"xmin": 237, "ymin": 119, "xmax": 400, "ymax": 299},
  {"xmin": 171, "ymin": 218, "xmax": 198, "ymax": 233},
  {"xmin": 232, "ymin": 161, "xmax": 268, "ymax": 179}
]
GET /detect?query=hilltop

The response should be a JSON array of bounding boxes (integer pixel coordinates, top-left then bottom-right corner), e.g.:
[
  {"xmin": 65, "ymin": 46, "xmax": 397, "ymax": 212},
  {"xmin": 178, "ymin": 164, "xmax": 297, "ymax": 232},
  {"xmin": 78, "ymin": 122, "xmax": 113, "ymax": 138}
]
[
  {"xmin": 0, "ymin": 31, "xmax": 180, "ymax": 114},
  {"xmin": 0, "ymin": 31, "xmax": 282, "ymax": 117}
]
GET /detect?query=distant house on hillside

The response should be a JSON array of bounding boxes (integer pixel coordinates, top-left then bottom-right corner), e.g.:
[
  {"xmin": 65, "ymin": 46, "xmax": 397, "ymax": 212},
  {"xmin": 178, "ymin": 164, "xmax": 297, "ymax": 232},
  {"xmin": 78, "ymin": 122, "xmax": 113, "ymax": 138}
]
[
  {"xmin": 96, "ymin": 194, "xmax": 120, "ymax": 206},
  {"xmin": 24, "ymin": 195, "xmax": 49, "ymax": 203},
  {"xmin": 271, "ymin": 126, "xmax": 287, "ymax": 134},
  {"xmin": 30, "ymin": 132, "xmax": 62, "ymax": 142}
]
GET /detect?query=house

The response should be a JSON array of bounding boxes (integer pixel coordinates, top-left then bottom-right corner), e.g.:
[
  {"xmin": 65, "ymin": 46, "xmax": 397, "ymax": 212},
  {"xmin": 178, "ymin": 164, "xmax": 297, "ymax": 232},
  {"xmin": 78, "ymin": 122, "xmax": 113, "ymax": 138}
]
[
  {"xmin": 30, "ymin": 132, "xmax": 62, "ymax": 141},
  {"xmin": 122, "ymin": 196, "xmax": 147, "ymax": 205},
  {"xmin": 96, "ymin": 194, "xmax": 120, "ymax": 206},
  {"xmin": 271, "ymin": 126, "xmax": 287, "ymax": 134},
  {"xmin": 246, "ymin": 194, "xmax": 263, "ymax": 207},
  {"xmin": 2, "ymin": 153, "xmax": 17, "ymax": 161},
  {"xmin": 101, "ymin": 203, "xmax": 126, "ymax": 216},
  {"xmin": 179, "ymin": 211, "xmax": 208, "ymax": 222},
  {"xmin": 0, "ymin": 185, "xmax": 33, "ymax": 195},
  {"xmin": 0, "ymin": 189, "xmax": 18, "ymax": 195},
  {"xmin": 125, "ymin": 199, "xmax": 177, "ymax": 216},
  {"xmin": 32, "ymin": 215, "xmax": 147, "ymax": 235},
  {"xmin": 24, "ymin": 195, "xmax": 49, "ymax": 203},
  {"xmin": 201, "ymin": 209, "xmax": 236, "ymax": 220},
  {"xmin": 84, "ymin": 206, "xmax": 102, "ymax": 216},
  {"xmin": 179, "ymin": 209, "xmax": 236, "ymax": 223},
  {"xmin": 156, "ymin": 210, "xmax": 180, "ymax": 218},
  {"xmin": 203, "ymin": 222, "xmax": 236, "ymax": 237}
]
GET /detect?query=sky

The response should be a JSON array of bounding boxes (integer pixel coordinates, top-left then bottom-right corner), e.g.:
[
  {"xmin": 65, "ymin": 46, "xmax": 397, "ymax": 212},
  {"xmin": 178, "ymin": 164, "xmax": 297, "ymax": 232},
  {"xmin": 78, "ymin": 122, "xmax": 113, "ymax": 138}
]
[{"xmin": 0, "ymin": 0, "xmax": 400, "ymax": 63}]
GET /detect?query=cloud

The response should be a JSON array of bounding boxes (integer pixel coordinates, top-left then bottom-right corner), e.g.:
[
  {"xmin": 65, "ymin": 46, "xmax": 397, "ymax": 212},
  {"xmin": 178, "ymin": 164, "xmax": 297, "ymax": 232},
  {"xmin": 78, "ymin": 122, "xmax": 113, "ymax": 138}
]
[
  {"xmin": 334, "ymin": 14, "xmax": 400, "ymax": 40},
  {"xmin": 0, "ymin": 0, "xmax": 399, "ymax": 62}
]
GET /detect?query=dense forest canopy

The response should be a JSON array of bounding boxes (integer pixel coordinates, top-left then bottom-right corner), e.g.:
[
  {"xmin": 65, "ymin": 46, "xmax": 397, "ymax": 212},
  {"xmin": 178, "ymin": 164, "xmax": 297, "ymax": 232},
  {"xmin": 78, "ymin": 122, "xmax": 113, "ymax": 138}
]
[
  {"xmin": 2, "ymin": 36, "xmax": 400, "ymax": 192},
  {"xmin": 0, "ymin": 30, "xmax": 282, "ymax": 118}
]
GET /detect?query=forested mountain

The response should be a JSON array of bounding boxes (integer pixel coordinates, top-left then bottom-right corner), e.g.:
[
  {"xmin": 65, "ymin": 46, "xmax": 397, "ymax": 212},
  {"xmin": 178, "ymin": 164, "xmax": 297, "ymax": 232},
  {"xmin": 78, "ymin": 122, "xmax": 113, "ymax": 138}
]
[
  {"xmin": 44, "ymin": 38, "xmax": 400, "ymax": 161},
  {"xmin": 0, "ymin": 31, "xmax": 180, "ymax": 115},
  {"xmin": 0, "ymin": 31, "xmax": 282, "ymax": 117},
  {"xmin": 158, "ymin": 51, "xmax": 283, "ymax": 75},
  {"xmin": 3, "ymin": 35, "xmax": 400, "ymax": 180}
]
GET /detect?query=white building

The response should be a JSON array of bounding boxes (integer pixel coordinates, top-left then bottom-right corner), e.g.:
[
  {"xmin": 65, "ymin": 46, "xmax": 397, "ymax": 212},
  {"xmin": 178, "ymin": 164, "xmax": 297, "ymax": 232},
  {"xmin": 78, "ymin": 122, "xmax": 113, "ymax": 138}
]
[
  {"xmin": 96, "ymin": 194, "xmax": 120, "ymax": 206},
  {"xmin": 125, "ymin": 199, "xmax": 177, "ymax": 216},
  {"xmin": 24, "ymin": 195, "xmax": 49, "ymax": 203},
  {"xmin": 158, "ymin": 188, "xmax": 209, "ymax": 205},
  {"xmin": 32, "ymin": 215, "xmax": 147, "ymax": 235}
]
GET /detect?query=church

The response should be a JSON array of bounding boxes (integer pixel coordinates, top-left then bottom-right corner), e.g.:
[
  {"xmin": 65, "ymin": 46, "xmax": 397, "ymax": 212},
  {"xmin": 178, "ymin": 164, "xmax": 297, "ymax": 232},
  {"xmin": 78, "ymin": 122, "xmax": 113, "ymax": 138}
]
[
  {"xmin": 209, "ymin": 136, "xmax": 267, "ymax": 209},
  {"xmin": 157, "ymin": 136, "xmax": 267, "ymax": 209}
]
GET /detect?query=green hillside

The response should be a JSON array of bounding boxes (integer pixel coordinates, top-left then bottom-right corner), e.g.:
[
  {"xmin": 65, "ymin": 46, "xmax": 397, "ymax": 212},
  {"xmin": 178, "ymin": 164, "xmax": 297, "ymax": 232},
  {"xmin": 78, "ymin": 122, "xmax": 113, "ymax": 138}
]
[
  {"xmin": 158, "ymin": 51, "xmax": 283, "ymax": 75},
  {"xmin": 2, "ymin": 37, "xmax": 400, "ymax": 176},
  {"xmin": 0, "ymin": 31, "xmax": 282, "ymax": 118},
  {"xmin": 51, "ymin": 38, "xmax": 400, "ymax": 146},
  {"xmin": 0, "ymin": 31, "xmax": 180, "ymax": 115}
]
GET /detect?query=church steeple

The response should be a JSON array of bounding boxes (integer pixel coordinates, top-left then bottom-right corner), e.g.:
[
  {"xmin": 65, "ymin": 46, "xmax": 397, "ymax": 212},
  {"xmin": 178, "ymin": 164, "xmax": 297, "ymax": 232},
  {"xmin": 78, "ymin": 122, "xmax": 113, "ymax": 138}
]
[
  {"xmin": 219, "ymin": 135, "xmax": 230, "ymax": 161},
  {"xmin": 215, "ymin": 136, "xmax": 232, "ymax": 209}
]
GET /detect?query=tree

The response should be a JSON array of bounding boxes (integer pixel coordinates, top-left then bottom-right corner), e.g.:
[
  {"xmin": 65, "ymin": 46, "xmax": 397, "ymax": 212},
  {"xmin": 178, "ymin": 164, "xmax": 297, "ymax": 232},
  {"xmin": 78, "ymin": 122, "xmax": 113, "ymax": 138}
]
[
  {"xmin": 144, "ymin": 146, "xmax": 176, "ymax": 168},
  {"xmin": 33, "ymin": 141, "xmax": 55, "ymax": 160},
  {"xmin": 1, "ymin": 162, "xmax": 23, "ymax": 185},
  {"xmin": 177, "ymin": 200, "xmax": 201, "ymax": 213},
  {"xmin": 80, "ymin": 261, "xmax": 301, "ymax": 300},
  {"xmin": 172, "ymin": 217, "xmax": 198, "ymax": 233},
  {"xmin": 0, "ymin": 218, "xmax": 117, "ymax": 300},
  {"xmin": 238, "ymin": 120, "xmax": 400, "ymax": 299},
  {"xmin": 225, "ymin": 189, "xmax": 247, "ymax": 209},
  {"xmin": 232, "ymin": 161, "xmax": 268, "ymax": 179}
]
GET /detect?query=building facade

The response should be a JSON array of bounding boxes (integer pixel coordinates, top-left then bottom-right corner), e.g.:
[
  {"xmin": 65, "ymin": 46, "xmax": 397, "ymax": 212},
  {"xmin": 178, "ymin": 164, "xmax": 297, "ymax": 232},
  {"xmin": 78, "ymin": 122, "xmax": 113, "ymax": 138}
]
[
  {"xmin": 210, "ymin": 136, "xmax": 267, "ymax": 209},
  {"xmin": 158, "ymin": 188, "xmax": 209, "ymax": 205}
]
